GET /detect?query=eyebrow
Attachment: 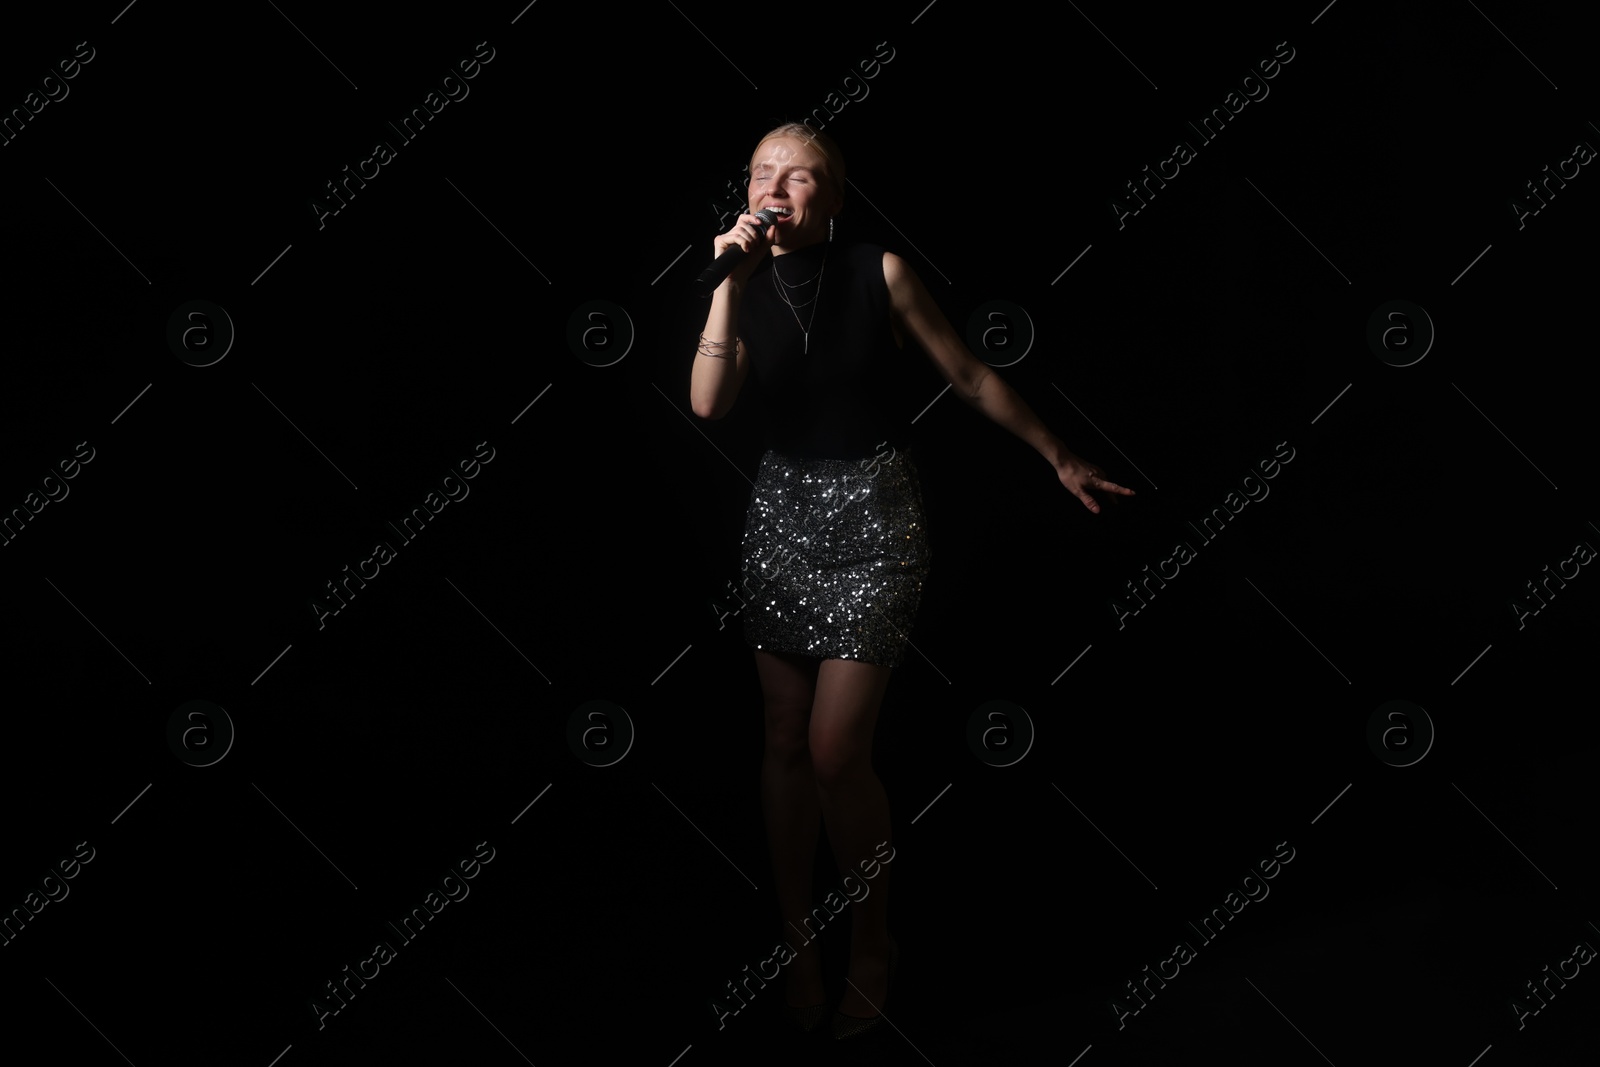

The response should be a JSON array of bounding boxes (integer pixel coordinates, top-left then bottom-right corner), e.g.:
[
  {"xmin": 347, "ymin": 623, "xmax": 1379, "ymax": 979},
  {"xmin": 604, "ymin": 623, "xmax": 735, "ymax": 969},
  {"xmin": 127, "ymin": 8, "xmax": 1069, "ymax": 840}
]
[{"xmin": 753, "ymin": 164, "xmax": 815, "ymax": 172}]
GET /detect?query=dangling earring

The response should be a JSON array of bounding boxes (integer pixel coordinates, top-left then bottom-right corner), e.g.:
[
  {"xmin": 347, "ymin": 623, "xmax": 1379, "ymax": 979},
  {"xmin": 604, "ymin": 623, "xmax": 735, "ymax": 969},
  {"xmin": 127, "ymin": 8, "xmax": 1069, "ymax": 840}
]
[{"xmin": 829, "ymin": 216, "xmax": 835, "ymax": 242}]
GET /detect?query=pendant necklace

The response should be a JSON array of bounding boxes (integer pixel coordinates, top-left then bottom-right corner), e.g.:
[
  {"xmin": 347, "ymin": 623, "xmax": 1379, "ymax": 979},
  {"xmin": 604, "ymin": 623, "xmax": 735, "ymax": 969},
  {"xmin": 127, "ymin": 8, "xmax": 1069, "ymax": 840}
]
[{"xmin": 772, "ymin": 246, "xmax": 827, "ymax": 354}]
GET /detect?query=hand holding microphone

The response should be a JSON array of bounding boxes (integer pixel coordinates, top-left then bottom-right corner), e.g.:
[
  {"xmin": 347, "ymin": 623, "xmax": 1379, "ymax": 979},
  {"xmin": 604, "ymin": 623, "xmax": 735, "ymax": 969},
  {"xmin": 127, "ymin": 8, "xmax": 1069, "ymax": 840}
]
[{"xmin": 697, "ymin": 208, "xmax": 782, "ymax": 296}]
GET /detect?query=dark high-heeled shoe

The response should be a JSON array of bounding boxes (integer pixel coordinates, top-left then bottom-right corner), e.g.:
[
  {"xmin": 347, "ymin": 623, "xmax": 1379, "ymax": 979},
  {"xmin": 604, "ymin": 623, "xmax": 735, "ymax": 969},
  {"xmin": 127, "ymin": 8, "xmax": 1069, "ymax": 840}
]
[
  {"xmin": 783, "ymin": 1000, "xmax": 827, "ymax": 1033},
  {"xmin": 831, "ymin": 935, "xmax": 899, "ymax": 1041}
]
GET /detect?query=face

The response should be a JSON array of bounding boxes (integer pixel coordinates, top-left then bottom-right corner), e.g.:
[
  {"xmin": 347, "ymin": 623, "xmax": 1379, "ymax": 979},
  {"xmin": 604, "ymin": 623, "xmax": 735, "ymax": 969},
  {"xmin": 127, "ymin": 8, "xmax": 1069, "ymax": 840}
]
[{"xmin": 748, "ymin": 136, "xmax": 839, "ymax": 253}]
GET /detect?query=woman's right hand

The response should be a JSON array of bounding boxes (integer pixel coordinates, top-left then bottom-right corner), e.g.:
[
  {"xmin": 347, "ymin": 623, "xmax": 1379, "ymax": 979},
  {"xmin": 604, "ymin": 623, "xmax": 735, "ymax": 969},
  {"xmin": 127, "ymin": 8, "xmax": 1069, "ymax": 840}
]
[{"xmin": 712, "ymin": 213, "xmax": 777, "ymax": 288}]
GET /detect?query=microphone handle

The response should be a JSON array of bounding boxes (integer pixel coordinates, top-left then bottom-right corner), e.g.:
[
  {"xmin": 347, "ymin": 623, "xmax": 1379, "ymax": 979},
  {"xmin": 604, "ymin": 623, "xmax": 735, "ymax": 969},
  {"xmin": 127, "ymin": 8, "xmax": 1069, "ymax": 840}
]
[
  {"xmin": 695, "ymin": 210, "xmax": 778, "ymax": 297},
  {"xmin": 695, "ymin": 245, "xmax": 749, "ymax": 298}
]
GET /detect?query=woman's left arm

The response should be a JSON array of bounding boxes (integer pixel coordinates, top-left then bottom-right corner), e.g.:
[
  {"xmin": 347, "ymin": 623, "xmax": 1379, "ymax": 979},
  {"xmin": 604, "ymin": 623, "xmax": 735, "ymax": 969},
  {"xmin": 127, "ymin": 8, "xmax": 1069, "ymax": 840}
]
[{"xmin": 883, "ymin": 251, "xmax": 1135, "ymax": 514}]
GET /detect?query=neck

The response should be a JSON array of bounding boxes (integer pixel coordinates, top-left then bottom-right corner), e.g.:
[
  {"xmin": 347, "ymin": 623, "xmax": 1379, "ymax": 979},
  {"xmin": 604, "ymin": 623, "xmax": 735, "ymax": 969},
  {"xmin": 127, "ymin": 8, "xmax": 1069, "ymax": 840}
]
[{"xmin": 773, "ymin": 234, "xmax": 829, "ymax": 256}]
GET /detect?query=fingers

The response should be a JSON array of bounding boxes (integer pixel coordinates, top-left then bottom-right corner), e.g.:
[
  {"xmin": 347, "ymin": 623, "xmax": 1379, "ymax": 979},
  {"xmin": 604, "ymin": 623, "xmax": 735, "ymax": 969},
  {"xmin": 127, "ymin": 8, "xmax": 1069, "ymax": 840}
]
[
  {"xmin": 718, "ymin": 215, "xmax": 773, "ymax": 257},
  {"xmin": 1069, "ymin": 470, "xmax": 1135, "ymax": 512},
  {"xmin": 1085, "ymin": 471, "xmax": 1135, "ymax": 496}
]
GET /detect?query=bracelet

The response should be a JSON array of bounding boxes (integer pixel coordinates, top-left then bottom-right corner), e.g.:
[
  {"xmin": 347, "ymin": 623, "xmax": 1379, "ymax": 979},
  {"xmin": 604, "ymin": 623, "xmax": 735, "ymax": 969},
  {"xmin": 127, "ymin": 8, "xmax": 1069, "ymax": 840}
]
[{"xmin": 697, "ymin": 333, "xmax": 738, "ymax": 359}]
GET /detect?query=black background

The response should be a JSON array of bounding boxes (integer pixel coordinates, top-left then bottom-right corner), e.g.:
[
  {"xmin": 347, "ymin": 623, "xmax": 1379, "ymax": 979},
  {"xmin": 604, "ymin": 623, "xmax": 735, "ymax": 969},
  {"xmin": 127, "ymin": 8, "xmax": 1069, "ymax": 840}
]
[{"xmin": 1, "ymin": 2, "xmax": 1595, "ymax": 1064}]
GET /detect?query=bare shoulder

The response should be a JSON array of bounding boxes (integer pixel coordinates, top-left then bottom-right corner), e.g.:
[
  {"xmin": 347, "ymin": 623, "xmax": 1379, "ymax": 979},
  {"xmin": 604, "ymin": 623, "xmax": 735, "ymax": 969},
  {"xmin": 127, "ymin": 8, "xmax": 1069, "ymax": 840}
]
[{"xmin": 880, "ymin": 250, "xmax": 922, "ymax": 306}]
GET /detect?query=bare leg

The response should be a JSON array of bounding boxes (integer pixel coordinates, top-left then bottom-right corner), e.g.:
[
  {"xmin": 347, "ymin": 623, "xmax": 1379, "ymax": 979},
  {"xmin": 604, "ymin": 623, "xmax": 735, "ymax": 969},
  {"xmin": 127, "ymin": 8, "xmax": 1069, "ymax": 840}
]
[
  {"xmin": 753, "ymin": 649, "xmax": 825, "ymax": 1007},
  {"xmin": 810, "ymin": 657, "xmax": 895, "ymax": 1019}
]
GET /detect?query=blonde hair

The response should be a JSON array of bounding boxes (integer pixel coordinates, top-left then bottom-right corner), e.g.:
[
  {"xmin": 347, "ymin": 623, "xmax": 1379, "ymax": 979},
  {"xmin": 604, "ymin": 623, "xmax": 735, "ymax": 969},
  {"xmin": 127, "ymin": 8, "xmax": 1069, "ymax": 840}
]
[{"xmin": 751, "ymin": 123, "xmax": 846, "ymax": 203}]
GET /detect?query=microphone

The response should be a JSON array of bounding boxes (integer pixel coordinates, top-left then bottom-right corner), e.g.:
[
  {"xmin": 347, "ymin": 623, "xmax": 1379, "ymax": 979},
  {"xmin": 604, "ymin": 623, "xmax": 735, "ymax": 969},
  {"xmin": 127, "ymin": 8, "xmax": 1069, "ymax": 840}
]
[{"xmin": 695, "ymin": 208, "xmax": 781, "ymax": 296}]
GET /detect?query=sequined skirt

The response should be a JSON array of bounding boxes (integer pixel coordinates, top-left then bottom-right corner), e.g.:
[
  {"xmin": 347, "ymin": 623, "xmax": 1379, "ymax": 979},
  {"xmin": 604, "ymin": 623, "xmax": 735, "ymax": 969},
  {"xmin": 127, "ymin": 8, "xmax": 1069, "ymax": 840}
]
[{"xmin": 739, "ymin": 447, "xmax": 931, "ymax": 668}]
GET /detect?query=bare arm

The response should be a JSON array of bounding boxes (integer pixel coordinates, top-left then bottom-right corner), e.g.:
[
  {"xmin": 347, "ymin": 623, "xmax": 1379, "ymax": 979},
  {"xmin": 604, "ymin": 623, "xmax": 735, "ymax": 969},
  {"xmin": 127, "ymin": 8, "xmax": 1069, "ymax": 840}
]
[
  {"xmin": 882, "ymin": 251, "xmax": 1069, "ymax": 466},
  {"xmin": 883, "ymin": 251, "xmax": 1135, "ymax": 511},
  {"xmin": 690, "ymin": 214, "xmax": 776, "ymax": 419}
]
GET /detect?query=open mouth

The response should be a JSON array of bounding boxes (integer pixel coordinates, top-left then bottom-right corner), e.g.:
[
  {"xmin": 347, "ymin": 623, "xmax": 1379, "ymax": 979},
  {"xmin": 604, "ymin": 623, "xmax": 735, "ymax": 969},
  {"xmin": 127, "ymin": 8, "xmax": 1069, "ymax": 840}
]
[{"xmin": 764, "ymin": 205, "xmax": 795, "ymax": 222}]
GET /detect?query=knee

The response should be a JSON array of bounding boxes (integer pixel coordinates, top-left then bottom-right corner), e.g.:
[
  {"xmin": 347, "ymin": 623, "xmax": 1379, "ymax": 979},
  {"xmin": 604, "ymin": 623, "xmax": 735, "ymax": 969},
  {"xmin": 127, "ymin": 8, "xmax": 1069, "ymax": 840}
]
[{"xmin": 809, "ymin": 737, "xmax": 870, "ymax": 791}]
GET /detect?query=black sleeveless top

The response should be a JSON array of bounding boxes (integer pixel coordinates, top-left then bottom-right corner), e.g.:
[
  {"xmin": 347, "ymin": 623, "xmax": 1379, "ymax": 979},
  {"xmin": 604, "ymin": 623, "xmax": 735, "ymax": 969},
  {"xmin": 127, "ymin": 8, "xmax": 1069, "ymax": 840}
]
[{"xmin": 739, "ymin": 241, "xmax": 909, "ymax": 461}]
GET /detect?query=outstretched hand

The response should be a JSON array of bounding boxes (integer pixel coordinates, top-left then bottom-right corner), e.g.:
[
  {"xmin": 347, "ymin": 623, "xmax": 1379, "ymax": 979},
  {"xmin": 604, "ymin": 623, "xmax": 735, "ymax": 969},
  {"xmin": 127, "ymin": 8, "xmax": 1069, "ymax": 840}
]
[{"xmin": 1055, "ymin": 455, "xmax": 1136, "ymax": 514}]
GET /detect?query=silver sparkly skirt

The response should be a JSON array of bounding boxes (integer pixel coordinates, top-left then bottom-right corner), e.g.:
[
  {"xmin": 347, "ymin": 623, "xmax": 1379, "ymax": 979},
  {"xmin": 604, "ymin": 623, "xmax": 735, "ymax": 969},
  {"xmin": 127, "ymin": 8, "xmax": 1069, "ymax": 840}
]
[{"xmin": 739, "ymin": 447, "xmax": 931, "ymax": 668}]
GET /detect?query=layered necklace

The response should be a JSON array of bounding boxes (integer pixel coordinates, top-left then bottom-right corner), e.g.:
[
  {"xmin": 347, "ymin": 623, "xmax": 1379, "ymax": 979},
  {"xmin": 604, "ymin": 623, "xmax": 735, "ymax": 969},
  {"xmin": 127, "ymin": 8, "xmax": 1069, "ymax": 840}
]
[{"xmin": 770, "ymin": 244, "xmax": 828, "ymax": 354}]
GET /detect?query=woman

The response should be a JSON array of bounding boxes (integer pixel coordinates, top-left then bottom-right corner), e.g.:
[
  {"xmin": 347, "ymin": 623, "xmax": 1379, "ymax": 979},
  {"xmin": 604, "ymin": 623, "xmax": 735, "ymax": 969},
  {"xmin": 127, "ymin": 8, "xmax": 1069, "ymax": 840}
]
[{"xmin": 691, "ymin": 125, "xmax": 1133, "ymax": 1042}]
